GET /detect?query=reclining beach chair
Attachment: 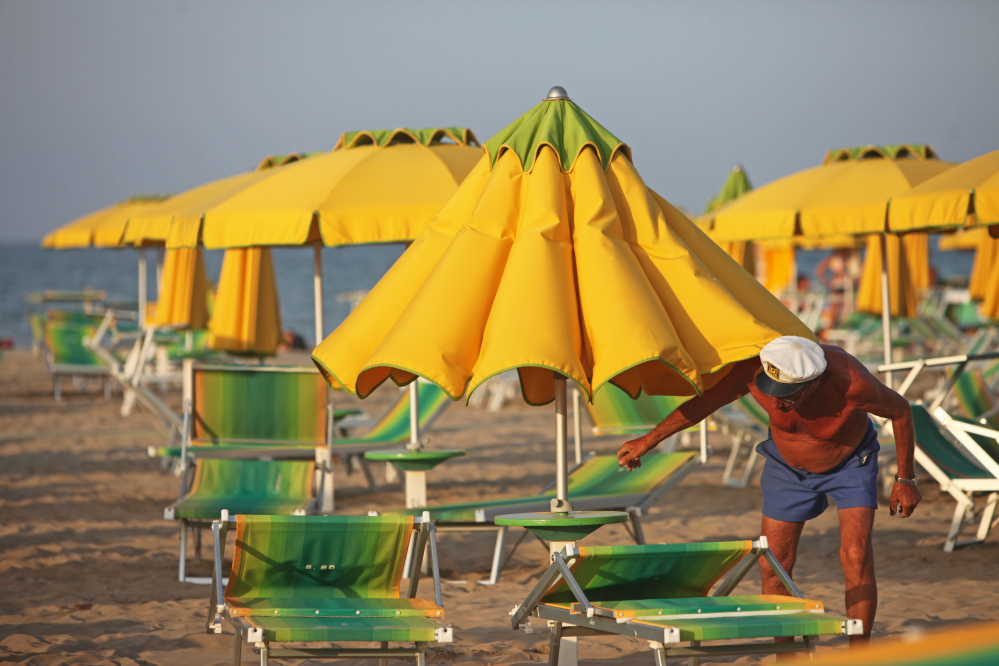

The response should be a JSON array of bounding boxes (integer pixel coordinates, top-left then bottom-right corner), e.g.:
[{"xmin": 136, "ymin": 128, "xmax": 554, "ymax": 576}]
[
  {"xmin": 164, "ymin": 458, "xmax": 319, "ymax": 583},
  {"xmin": 711, "ymin": 397, "xmax": 768, "ymax": 489},
  {"xmin": 952, "ymin": 368, "xmax": 999, "ymax": 429},
  {"xmin": 386, "ymin": 452, "xmax": 698, "ymax": 585},
  {"xmin": 910, "ymin": 404, "xmax": 999, "ymax": 552},
  {"xmin": 207, "ymin": 514, "xmax": 452, "ymax": 665},
  {"xmin": 510, "ymin": 538, "xmax": 862, "ymax": 666},
  {"xmin": 43, "ymin": 310, "xmax": 113, "ymax": 401}
]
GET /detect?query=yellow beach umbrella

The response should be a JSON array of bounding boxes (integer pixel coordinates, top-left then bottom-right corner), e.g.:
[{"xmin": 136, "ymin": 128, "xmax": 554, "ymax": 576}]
[
  {"xmin": 889, "ymin": 148, "xmax": 999, "ymax": 231},
  {"xmin": 313, "ymin": 87, "xmax": 813, "ymax": 506},
  {"xmin": 41, "ymin": 195, "xmax": 171, "ymax": 328},
  {"xmin": 855, "ymin": 234, "xmax": 926, "ymax": 318},
  {"xmin": 153, "ymin": 246, "xmax": 209, "ymax": 329},
  {"xmin": 938, "ymin": 226, "xmax": 987, "ymax": 252},
  {"xmin": 208, "ymin": 247, "xmax": 282, "ymax": 354},
  {"xmin": 702, "ymin": 165, "xmax": 759, "ymax": 277},
  {"xmin": 705, "ymin": 145, "xmax": 954, "ymax": 385}
]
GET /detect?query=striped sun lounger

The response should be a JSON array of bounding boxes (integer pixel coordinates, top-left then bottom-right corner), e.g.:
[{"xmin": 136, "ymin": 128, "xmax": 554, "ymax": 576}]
[
  {"xmin": 510, "ymin": 538, "xmax": 861, "ymax": 666},
  {"xmin": 164, "ymin": 458, "xmax": 319, "ymax": 584},
  {"xmin": 43, "ymin": 311, "xmax": 112, "ymax": 401},
  {"xmin": 385, "ymin": 452, "xmax": 698, "ymax": 584},
  {"xmin": 207, "ymin": 514, "xmax": 452, "ymax": 665},
  {"xmin": 911, "ymin": 404, "xmax": 999, "ymax": 552},
  {"xmin": 808, "ymin": 620, "xmax": 999, "ymax": 666}
]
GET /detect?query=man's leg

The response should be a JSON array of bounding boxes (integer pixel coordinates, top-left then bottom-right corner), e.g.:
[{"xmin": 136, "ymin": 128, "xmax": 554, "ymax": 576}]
[
  {"xmin": 838, "ymin": 507, "xmax": 876, "ymax": 646},
  {"xmin": 761, "ymin": 516, "xmax": 805, "ymax": 651}
]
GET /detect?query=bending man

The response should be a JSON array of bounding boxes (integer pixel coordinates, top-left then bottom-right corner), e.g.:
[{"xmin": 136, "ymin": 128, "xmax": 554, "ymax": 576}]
[{"xmin": 617, "ymin": 336, "xmax": 921, "ymax": 645}]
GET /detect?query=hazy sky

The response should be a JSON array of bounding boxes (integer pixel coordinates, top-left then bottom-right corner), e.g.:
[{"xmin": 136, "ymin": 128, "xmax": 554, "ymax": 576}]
[{"xmin": 2, "ymin": 1, "xmax": 998, "ymax": 243}]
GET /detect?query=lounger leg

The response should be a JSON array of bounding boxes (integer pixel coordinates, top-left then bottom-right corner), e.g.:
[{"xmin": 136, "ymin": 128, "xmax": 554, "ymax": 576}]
[
  {"xmin": 358, "ymin": 456, "xmax": 379, "ymax": 492},
  {"xmin": 378, "ymin": 641, "xmax": 388, "ymax": 666},
  {"xmin": 104, "ymin": 377, "xmax": 111, "ymax": 399},
  {"xmin": 945, "ymin": 500, "xmax": 968, "ymax": 552},
  {"xmin": 559, "ymin": 636, "xmax": 577, "ymax": 666},
  {"xmin": 233, "ymin": 631, "xmax": 242, "ymax": 666},
  {"xmin": 259, "ymin": 644, "xmax": 268, "ymax": 666},
  {"xmin": 687, "ymin": 641, "xmax": 700, "ymax": 666},
  {"xmin": 802, "ymin": 635, "xmax": 817, "ymax": 659},
  {"xmin": 653, "ymin": 646, "xmax": 668, "ymax": 666},
  {"xmin": 740, "ymin": 446, "xmax": 760, "ymax": 488},
  {"xmin": 54, "ymin": 375, "xmax": 61, "ymax": 402},
  {"xmin": 548, "ymin": 622, "xmax": 562, "ymax": 666},
  {"xmin": 415, "ymin": 647, "xmax": 426, "ymax": 666},
  {"xmin": 195, "ymin": 525, "xmax": 202, "ymax": 562},
  {"xmin": 483, "ymin": 526, "xmax": 508, "ymax": 585},
  {"xmin": 179, "ymin": 520, "xmax": 187, "ymax": 582},
  {"xmin": 978, "ymin": 493, "xmax": 999, "ymax": 542},
  {"xmin": 627, "ymin": 508, "xmax": 646, "ymax": 545},
  {"xmin": 722, "ymin": 437, "xmax": 741, "ymax": 486}
]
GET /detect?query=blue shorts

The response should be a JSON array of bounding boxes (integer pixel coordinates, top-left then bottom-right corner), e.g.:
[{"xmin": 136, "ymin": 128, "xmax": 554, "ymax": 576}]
[{"xmin": 757, "ymin": 419, "xmax": 880, "ymax": 523}]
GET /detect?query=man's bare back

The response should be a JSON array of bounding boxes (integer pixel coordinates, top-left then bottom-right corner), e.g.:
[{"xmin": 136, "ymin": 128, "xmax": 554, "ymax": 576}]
[{"xmin": 618, "ymin": 344, "xmax": 917, "ymax": 484}]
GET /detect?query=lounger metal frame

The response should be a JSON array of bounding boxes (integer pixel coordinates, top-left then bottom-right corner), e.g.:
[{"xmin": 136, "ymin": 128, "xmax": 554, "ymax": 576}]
[
  {"xmin": 511, "ymin": 537, "xmax": 863, "ymax": 666},
  {"xmin": 206, "ymin": 513, "xmax": 452, "ymax": 666}
]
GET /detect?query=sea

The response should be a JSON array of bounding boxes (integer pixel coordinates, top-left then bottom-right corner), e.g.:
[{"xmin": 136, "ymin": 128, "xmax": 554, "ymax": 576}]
[{"xmin": 0, "ymin": 241, "xmax": 976, "ymax": 349}]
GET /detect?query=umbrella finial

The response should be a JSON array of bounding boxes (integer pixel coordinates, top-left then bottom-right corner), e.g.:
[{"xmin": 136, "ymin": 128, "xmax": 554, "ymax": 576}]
[{"xmin": 544, "ymin": 86, "xmax": 570, "ymax": 101}]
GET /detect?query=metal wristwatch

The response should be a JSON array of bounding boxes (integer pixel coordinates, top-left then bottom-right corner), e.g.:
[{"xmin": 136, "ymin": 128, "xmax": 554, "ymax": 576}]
[{"xmin": 894, "ymin": 473, "xmax": 919, "ymax": 487}]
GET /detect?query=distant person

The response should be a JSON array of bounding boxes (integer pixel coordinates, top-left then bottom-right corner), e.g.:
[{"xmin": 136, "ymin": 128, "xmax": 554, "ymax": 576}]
[
  {"xmin": 277, "ymin": 330, "xmax": 307, "ymax": 352},
  {"xmin": 617, "ymin": 336, "xmax": 919, "ymax": 648},
  {"xmin": 796, "ymin": 273, "xmax": 811, "ymax": 293}
]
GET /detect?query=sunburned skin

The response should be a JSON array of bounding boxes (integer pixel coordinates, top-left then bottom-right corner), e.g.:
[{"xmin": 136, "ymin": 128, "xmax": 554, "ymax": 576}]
[{"xmin": 617, "ymin": 344, "xmax": 918, "ymax": 512}]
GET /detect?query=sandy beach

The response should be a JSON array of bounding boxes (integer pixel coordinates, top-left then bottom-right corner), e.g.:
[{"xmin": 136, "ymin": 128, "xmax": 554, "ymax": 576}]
[{"xmin": 2, "ymin": 348, "xmax": 997, "ymax": 665}]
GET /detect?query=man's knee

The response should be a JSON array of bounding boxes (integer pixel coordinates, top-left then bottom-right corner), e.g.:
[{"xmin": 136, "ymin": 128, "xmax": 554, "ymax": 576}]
[{"xmin": 839, "ymin": 541, "xmax": 871, "ymax": 571}]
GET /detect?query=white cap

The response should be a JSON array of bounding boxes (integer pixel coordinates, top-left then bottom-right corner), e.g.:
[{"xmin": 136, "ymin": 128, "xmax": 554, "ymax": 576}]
[{"xmin": 756, "ymin": 336, "xmax": 826, "ymax": 398}]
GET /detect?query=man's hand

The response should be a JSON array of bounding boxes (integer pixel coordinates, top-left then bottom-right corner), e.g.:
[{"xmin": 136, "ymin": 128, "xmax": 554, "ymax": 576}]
[
  {"xmin": 617, "ymin": 436, "xmax": 655, "ymax": 470},
  {"xmin": 889, "ymin": 482, "xmax": 921, "ymax": 517}
]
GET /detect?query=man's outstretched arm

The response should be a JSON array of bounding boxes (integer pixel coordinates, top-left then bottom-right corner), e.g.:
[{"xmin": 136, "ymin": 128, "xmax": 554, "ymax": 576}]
[
  {"xmin": 845, "ymin": 359, "xmax": 921, "ymax": 517},
  {"xmin": 617, "ymin": 358, "xmax": 758, "ymax": 470}
]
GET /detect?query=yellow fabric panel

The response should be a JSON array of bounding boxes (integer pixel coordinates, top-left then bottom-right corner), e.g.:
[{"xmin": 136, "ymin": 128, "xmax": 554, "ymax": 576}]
[
  {"xmin": 761, "ymin": 247, "xmax": 796, "ymax": 294},
  {"xmin": 969, "ymin": 234, "xmax": 999, "ymax": 301},
  {"xmin": 856, "ymin": 235, "xmax": 918, "ymax": 318},
  {"xmin": 130, "ymin": 170, "xmax": 273, "ymax": 247},
  {"xmin": 209, "ymin": 248, "xmax": 282, "ymax": 355},
  {"xmin": 938, "ymin": 227, "xmax": 986, "ymax": 251},
  {"xmin": 200, "ymin": 144, "xmax": 482, "ymax": 249},
  {"xmin": 716, "ymin": 241, "xmax": 755, "ymax": 273},
  {"xmin": 711, "ymin": 159, "xmax": 953, "ymax": 242},
  {"xmin": 903, "ymin": 233, "xmax": 931, "ymax": 292},
  {"xmin": 982, "ymin": 253, "xmax": 999, "ymax": 321},
  {"xmin": 153, "ymin": 247, "xmax": 209, "ymax": 329},
  {"xmin": 43, "ymin": 200, "xmax": 157, "ymax": 249},
  {"xmin": 313, "ymin": 146, "xmax": 813, "ymax": 403},
  {"xmin": 889, "ymin": 148, "xmax": 999, "ymax": 231}
]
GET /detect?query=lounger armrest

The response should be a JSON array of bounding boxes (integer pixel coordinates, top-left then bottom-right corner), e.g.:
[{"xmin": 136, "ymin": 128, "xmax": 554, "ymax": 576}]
[
  {"xmin": 511, "ymin": 546, "xmax": 580, "ymax": 630},
  {"xmin": 712, "ymin": 538, "xmax": 765, "ymax": 597},
  {"xmin": 428, "ymin": 523, "xmax": 443, "ymax": 607},
  {"xmin": 205, "ymin": 518, "xmax": 227, "ymax": 634},
  {"xmin": 761, "ymin": 544, "xmax": 804, "ymax": 599}
]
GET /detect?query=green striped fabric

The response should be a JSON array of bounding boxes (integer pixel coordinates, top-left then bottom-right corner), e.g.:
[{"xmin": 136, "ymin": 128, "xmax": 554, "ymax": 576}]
[
  {"xmin": 542, "ymin": 541, "xmax": 753, "ymax": 604},
  {"xmin": 911, "ymin": 405, "xmax": 990, "ymax": 479},
  {"xmin": 230, "ymin": 597, "xmax": 444, "ymax": 618},
  {"xmin": 633, "ymin": 611, "xmax": 843, "ymax": 641},
  {"xmin": 194, "ymin": 367, "xmax": 326, "ymax": 443},
  {"xmin": 808, "ymin": 622, "xmax": 999, "ymax": 666},
  {"xmin": 390, "ymin": 453, "xmax": 694, "ymax": 521},
  {"xmin": 578, "ymin": 594, "xmax": 824, "ymax": 619},
  {"xmin": 225, "ymin": 515, "xmax": 416, "ymax": 603},
  {"xmin": 172, "ymin": 459, "xmax": 314, "ymax": 519},
  {"xmin": 360, "ymin": 382, "xmax": 450, "ymax": 441},
  {"xmin": 953, "ymin": 372, "xmax": 998, "ymax": 428},
  {"xmin": 44, "ymin": 311, "xmax": 107, "ymax": 367},
  {"xmin": 586, "ymin": 383, "xmax": 689, "ymax": 434},
  {"xmin": 240, "ymin": 616, "xmax": 440, "ymax": 643}
]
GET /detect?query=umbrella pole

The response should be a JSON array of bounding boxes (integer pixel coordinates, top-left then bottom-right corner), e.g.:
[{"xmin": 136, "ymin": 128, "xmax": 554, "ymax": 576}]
[
  {"xmin": 138, "ymin": 248, "xmax": 147, "ymax": 330},
  {"xmin": 313, "ymin": 244, "xmax": 324, "ymax": 346},
  {"xmin": 879, "ymin": 233, "xmax": 893, "ymax": 389},
  {"xmin": 554, "ymin": 374, "xmax": 572, "ymax": 510},
  {"xmin": 408, "ymin": 382, "xmax": 420, "ymax": 450}
]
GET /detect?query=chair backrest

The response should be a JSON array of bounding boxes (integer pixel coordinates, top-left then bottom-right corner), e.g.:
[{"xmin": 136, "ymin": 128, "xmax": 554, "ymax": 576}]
[
  {"xmin": 952, "ymin": 372, "xmax": 998, "ymax": 428},
  {"xmin": 911, "ymin": 404, "xmax": 990, "ymax": 480},
  {"xmin": 586, "ymin": 383, "xmax": 687, "ymax": 434},
  {"xmin": 225, "ymin": 515, "xmax": 415, "ymax": 601},
  {"xmin": 193, "ymin": 365, "xmax": 326, "ymax": 443},
  {"xmin": 44, "ymin": 311, "xmax": 105, "ymax": 366},
  {"xmin": 187, "ymin": 459, "xmax": 315, "ymax": 502},
  {"xmin": 542, "ymin": 541, "xmax": 753, "ymax": 604},
  {"xmin": 543, "ymin": 453, "xmax": 694, "ymax": 499},
  {"xmin": 361, "ymin": 381, "xmax": 450, "ymax": 442}
]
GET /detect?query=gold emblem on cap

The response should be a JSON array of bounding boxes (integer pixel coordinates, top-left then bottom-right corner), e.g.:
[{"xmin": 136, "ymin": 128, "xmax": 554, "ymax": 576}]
[{"xmin": 765, "ymin": 362, "xmax": 783, "ymax": 383}]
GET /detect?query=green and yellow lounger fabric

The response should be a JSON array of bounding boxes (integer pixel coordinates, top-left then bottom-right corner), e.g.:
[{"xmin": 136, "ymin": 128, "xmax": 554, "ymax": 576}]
[
  {"xmin": 810, "ymin": 621, "xmax": 999, "ymax": 666},
  {"xmin": 391, "ymin": 453, "xmax": 694, "ymax": 521},
  {"xmin": 586, "ymin": 383, "xmax": 688, "ymax": 434},
  {"xmin": 224, "ymin": 515, "xmax": 445, "ymax": 643},
  {"xmin": 911, "ymin": 405, "xmax": 992, "ymax": 479},
  {"xmin": 44, "ymin": 311, "xmax": 107, "ymax": 368},
  {"xmin": 542, "ymin": 541, "xmax": 846, "ymax": 642},
  {"xmin": 169, "ymin": 459, "xmax": 315, "ymax": 519},
  {"xmin": 952, "ymin": 371, "xmax": 999, "ymax": 429}
]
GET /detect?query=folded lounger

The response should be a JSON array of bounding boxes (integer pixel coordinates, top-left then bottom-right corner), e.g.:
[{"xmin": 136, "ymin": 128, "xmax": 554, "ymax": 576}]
[
  {"xmin": 164, "ymin": 458, "xmax": 320, "ymax": 584},
  {"xmin": 43, "ymin": 311, "xmax": 113, "ymax": 401},
  {"xmin": 207, "ymin": 514, "xmax": 452, "ymax": 665},
  {"xmin": 387, "ymin": 452, "xmax": 698, "ymax": 584},
  {"xmin": 912, "ymin": 404, "xmax": 999, "ymax": 552},
  {"xmin": 510, "ymin": 538, "xmax": 862, "ymax": 666}
]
